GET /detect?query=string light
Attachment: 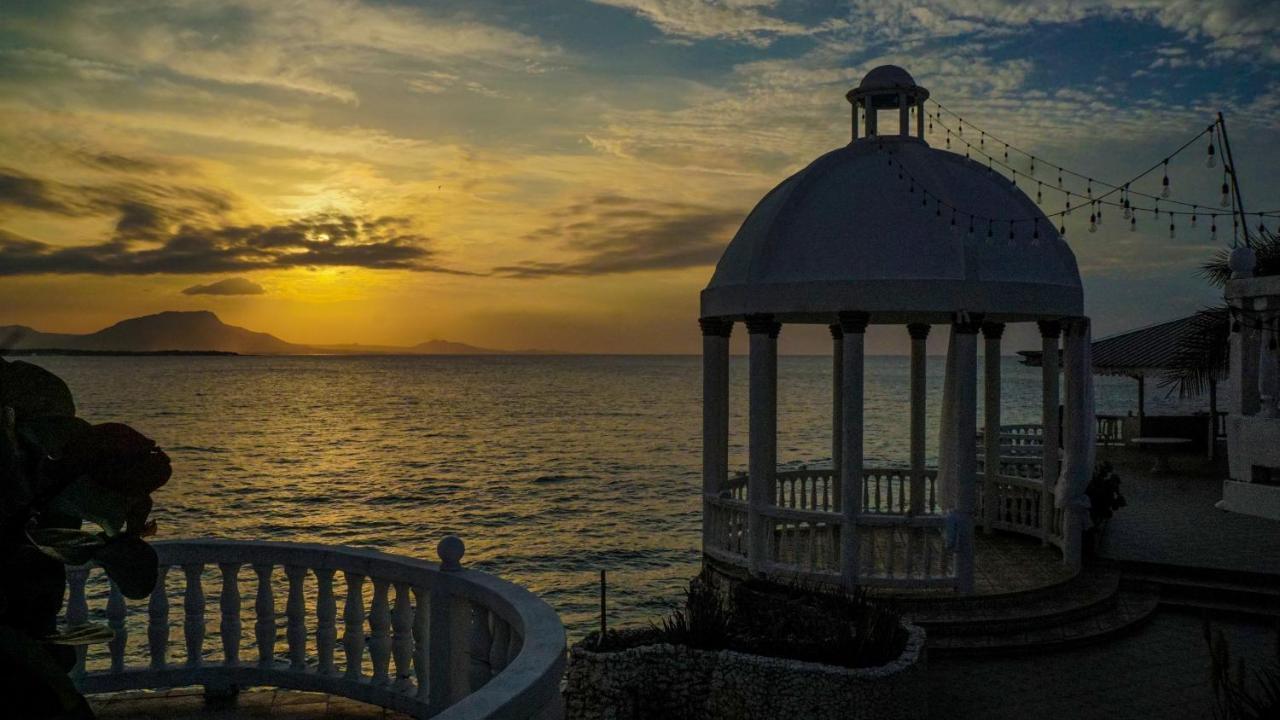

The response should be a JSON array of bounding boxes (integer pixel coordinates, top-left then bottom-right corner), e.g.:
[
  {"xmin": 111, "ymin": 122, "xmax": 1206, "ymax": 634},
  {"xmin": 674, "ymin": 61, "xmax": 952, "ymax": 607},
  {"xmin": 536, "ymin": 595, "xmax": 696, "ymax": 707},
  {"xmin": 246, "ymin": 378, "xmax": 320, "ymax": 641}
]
[
  {"xmin": 1191, "ymin": 207, "xmax": 1198, "ymax": 229},
  {"xmin": 1221, "ymin": 181, "xmax": 1231, "ymax": 208},
  {"xmin": 1210, "ymin": 215, "xmax": 1218, "ymax": 242},
  {"xmin": 1162, "ymin": 161, "xmax": 1170, "ymax": 198},
  {"xmin": 1130, "ymin": 216, "xmax": 1137, "ymax": 233},
  {"xmin": 1086, "ymin": 179, "xmax": 1093, "ymax": 198},
  {"xmin": 1207, "ymin": 134, "xmax": 1216, "ymax": 168},
  {"xmin": 1169, "ymin": 221, "xmax": 1176, "ymax": 239},
  {"xmin": 1089, "ymin": 212, "xmax": 1097, "ymax": 233}
]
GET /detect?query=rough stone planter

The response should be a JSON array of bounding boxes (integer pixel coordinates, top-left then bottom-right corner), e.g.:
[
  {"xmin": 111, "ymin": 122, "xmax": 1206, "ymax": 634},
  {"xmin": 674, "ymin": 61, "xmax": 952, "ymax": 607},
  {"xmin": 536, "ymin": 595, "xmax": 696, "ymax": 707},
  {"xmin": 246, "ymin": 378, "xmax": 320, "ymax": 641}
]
[{"xmin": 563, "ymin": 622, "xmax": 926, "ymax": 720}]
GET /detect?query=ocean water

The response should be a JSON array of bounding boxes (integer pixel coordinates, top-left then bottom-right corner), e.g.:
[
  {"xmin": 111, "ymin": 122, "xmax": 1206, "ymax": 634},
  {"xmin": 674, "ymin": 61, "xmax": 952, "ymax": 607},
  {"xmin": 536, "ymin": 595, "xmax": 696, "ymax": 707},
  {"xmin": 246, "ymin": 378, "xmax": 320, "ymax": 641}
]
[{"xmin": 26, "ymin": 355, "xmax": 1198, "ymax": 639}]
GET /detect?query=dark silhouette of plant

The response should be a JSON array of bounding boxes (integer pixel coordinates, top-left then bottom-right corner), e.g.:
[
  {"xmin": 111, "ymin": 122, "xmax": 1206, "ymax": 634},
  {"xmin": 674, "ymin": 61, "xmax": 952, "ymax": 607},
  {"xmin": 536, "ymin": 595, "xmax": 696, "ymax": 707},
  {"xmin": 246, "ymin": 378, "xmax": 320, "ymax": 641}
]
[
  {"xmin": 656, "ymin": 572, "xmax": 731, "ymax": 650},
  {"xmin": 1163, "ymin": 229, "xmax": 1280, "ymax": 399},
  {"xmin": 0, "ymin": 358, "xmax": 172, "ymax": 719},
  {"xmin": 1205, "ymin": 619, "xmax": 1280, "ymax": 719}
]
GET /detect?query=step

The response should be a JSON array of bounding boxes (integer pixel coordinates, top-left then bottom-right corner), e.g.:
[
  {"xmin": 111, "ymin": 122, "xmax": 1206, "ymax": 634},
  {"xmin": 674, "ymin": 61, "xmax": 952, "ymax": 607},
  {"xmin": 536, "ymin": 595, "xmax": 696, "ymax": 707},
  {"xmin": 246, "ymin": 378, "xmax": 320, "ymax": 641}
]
[
  {"xmin": 904, "ymin": 567, "xmax": 1120, "ymax": 637},
  {"xmin": 1119, "ymin": 563, "xmax": 1280, "ymax": 620},
  {"xmin": 911, "ymin": 568, "xmax": 1121, "ymax": 630},
  {"xmin": 927, "ymin": 586, "xmax": 1160, "ymax": 656}
]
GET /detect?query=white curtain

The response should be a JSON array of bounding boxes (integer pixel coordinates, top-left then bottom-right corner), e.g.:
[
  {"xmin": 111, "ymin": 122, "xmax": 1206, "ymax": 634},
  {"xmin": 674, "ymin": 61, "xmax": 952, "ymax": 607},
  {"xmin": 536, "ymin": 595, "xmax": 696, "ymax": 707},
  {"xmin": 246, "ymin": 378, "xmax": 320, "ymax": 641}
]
[
  {"xmin": 1056, "ymin": 318, "xmax": 1095, "ymax": 513},
  {"xmin": 937, "ymin": 326, "xmax": 960, "ymax": 512}
]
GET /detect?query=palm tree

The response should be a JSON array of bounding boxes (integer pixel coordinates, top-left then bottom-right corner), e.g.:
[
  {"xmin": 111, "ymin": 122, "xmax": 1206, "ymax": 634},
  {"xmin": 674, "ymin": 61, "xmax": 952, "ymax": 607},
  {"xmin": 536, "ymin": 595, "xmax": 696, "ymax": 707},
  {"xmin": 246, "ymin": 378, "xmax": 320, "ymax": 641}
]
[{"xmin": 1160, "ymin": 229, "xmax": 1280, "ymax": 398}]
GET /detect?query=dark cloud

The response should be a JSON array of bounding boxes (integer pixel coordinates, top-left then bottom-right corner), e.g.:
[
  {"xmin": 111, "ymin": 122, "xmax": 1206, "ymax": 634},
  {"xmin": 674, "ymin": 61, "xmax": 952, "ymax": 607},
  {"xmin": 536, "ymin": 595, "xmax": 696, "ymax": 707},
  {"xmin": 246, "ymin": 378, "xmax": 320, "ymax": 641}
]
[
  {"xmin": 0, "ymin": 212, "xmax": 467, "ymax": 275},
  {"xmin": 71, "ymin": 150, "xmax": 182, "ymax": 175},
  {"xmin": 0, "ymin": 167, "xmax": 470, "ymax": 276},
  {"xmin": 182, "ymin": 277, "xmax": 266, "ymax": 295},
  {"xmin": 493, "ymin": 194, "xmax": 741, "ymax": 278}
]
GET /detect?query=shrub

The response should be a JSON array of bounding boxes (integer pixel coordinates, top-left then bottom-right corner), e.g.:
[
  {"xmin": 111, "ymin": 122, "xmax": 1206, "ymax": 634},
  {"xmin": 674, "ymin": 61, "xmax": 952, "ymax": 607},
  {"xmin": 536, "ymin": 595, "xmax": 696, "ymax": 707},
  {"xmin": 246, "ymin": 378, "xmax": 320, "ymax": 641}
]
[
  {"xmin": 0, "ymin": 358, "xmax": 172, "ymax": 719},
  {"xmin": 1206, "ymin": 620, "xmax": 1280, "ymax": 720},
  {"xmin": 589, "ymin": 570, "xmax": 906, "ymax": 669}
]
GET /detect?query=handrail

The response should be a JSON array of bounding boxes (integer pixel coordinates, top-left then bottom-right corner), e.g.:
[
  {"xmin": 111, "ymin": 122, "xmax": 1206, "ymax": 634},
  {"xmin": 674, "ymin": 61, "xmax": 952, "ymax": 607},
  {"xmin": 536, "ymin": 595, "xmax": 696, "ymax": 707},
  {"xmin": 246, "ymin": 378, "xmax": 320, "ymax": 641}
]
[{"xmin": 65, "ymin": 538, "xmax": 566, "ymax": 720}]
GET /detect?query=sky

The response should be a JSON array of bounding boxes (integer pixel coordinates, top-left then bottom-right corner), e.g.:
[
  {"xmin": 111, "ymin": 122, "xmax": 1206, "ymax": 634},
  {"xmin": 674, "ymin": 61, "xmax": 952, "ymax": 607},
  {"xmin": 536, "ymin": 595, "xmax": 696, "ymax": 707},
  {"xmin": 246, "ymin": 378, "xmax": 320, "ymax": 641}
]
[{"xmin": 1, "ymin": 0, "xmax": 1278, "ymax": 354}]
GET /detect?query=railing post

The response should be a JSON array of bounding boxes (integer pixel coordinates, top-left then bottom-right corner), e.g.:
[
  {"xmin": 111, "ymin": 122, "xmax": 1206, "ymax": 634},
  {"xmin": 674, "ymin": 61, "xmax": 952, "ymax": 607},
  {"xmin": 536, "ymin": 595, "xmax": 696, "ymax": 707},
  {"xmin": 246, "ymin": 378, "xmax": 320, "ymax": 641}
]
[
  {"xmin": 253, "ymin": 563, "xmax": 276, "ymax": 668},
  {"xmin": 392, "ymin": 582, "xmax": 415, "ymax": 692},
  {"xmin": 285, "ymin": 565, "xmax": 308, "ymax": 671},
  {"xmin": 369, "ymin": 579, "xmax": 393, "ymax": 685},
  {"xmin": 148, "ymin": 566, "xmax": 170, "ymax": 669},
  {"xmin": 106, "ymin": 582, "xmax": 127, "ymax": 673},
  {"xmin": 412, "ymin": 586, "xmax": 430, "ymax": 701},
  {"xmin": 183, "ymin": 563, "xmax": 206, "ymax": 668},
  {"xmin": 218, "ymin": 562, "xmax": 241, "ymax": 666},
  {"xmin": 315, "ymin": 568, "xmax": 337, "ymax": 676},
  {"xmin": 430, "ymin": 536, "xmax": 468, "ymax": 712},
  {"xmin": 343, "ymin": 572, "xmax": 366, "ymax": 680},
  {"xmin": 66, "ymin": 566, "xmax": 90, "ymax": 684}
]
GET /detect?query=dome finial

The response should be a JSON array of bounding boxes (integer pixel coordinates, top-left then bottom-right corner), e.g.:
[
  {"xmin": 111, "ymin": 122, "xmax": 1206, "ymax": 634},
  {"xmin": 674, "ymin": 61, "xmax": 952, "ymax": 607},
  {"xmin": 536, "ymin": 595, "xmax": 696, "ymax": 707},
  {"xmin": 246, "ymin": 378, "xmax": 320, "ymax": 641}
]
[{"xmin": 845, "ymin": 65, "xmax": 929, "ymax": 143}]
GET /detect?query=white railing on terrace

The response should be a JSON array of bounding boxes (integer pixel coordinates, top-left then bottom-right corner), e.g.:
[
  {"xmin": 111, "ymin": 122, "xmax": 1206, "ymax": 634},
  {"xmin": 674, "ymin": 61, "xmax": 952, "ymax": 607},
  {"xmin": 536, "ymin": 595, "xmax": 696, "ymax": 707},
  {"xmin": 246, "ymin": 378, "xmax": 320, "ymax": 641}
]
[
  {"xmin": 706, "ymin": 458, "xmax": 1064, "ymax": 589},
  {"xmin": 65, "ymin": 538, "xmax": 566, "ymax": 720}
]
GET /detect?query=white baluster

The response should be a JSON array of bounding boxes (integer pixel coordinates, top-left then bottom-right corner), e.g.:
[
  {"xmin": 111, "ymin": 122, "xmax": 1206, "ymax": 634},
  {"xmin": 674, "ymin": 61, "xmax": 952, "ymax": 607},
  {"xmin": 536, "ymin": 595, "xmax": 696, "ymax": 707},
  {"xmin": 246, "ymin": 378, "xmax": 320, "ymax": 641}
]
[
  {"xmin": 468, "ymin": 604, "xmax": 493, "ymax": 691},
  {"xmin": 343, "ymin": 572, "xmax": 365, "ymax": 680},
  {"xmin": 66, "ymin": 566, "xmax": 90, "ymax": 683},
  {"xmin": 369, "ymin": 579, "xmax": 392, "ymax": 685},
  {"xmin": 106, "ymin": 582, "xmax": 127, "ymax": 673},
  {"xmin": 253, "ymin": 563, "xmax": 275, "ymax": 667},
  {"xmin": 285, "ymin": 566, "xmax": 307, "ymax": 671},
  {"xmin": 315, "ymin": 569, "xmax": 337, "ymax": 676},
  {"xmin": 490, "ymin": 619, "xmax": 511, "ymax": 673},
  {"xmin": 183, "ymin": 564, "xmax": 205, "ymax": 667},
  {"xmin": 412, "ymin": 586, "xmax": 429, "ymax": 700},
  {"xmin": 148, "ymin": 566, "xmax": 170, "ymax": 669},
  {"xmin": 392, "ymin": 582, "xmax": 414, "ymax": 692},
  {"xmin": 218, "ymin": 562, "xmax": 241, "ymax": 666}
]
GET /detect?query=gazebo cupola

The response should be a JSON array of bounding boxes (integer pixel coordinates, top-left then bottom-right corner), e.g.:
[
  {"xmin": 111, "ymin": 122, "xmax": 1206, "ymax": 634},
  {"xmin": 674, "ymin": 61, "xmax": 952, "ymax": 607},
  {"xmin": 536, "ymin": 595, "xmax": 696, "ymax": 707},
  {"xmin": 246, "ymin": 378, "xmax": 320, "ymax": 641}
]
[
  {"xmin": 846, "ymin": 65, "xmax": 930, "ymax": 140},
  {"xmin": 699, "ymin": 66, "xmax": 1097, "ymax": 595}
]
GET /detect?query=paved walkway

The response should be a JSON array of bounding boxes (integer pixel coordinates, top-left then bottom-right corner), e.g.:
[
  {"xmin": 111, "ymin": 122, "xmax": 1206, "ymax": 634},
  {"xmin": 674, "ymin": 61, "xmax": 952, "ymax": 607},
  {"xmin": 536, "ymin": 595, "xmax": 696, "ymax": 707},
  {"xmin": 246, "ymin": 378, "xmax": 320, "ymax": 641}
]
[
  {"xmin": 1095, "ymin": 446, "xmax": 1280, "ymax": 575},
  {"xmin": 89, "ymin": 688, "xmax": 411, "ymax": 719},
  {"xmin": 929, "ymin": 611, "xmax": 1278, "ymax": 720}
]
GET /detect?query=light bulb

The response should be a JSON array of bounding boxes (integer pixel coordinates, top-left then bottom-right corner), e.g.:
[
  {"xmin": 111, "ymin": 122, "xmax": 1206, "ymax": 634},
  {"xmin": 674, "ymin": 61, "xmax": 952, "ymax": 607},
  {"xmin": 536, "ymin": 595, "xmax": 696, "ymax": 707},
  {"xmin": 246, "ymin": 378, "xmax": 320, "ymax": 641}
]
[
  {"xmin": 1162, "ymin": 183, "xmax": 1170, "ymax": 198},
  {"xmin": 1123, "ymin": 205, "xmax": 1131, "ymax": 220},
  {"xmin": 1169, "ymin": 223, "xmax": 1175, "ymax": 239},
  {"xmin": 1221, "ymin": 183, "xmax": 1231, "ymax": 208},
  {"xmin": 1207, "ymin": 144, "xmax": 1216, "ymax": 168},
  {"xmin": 1088, "ymin": 214, "xmax": 1097, "ymax": 233},
  {"xmin": 1130, "ymin": 217, "xmax": 1137, "ymax": 233},
  {"xmin": 1191, "ymin": 214, "xmax": 1198, "ymax": 229}
]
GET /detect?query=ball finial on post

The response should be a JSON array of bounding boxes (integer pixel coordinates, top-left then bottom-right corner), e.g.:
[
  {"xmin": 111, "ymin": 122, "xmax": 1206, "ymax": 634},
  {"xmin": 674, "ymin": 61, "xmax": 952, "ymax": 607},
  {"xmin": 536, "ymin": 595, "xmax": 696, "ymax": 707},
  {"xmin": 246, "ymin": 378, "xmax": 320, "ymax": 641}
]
[{"xmin": 437, "ymin": 535, "xmax": 465, "ymax": 571}]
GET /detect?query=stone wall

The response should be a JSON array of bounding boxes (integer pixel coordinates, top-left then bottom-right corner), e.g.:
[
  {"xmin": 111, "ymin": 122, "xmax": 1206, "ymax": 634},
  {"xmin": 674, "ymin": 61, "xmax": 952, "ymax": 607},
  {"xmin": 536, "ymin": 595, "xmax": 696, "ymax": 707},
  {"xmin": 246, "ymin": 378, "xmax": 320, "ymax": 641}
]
[{"xmin": 563, "ymin": 623, "xmax": 926, "ymax": 720}]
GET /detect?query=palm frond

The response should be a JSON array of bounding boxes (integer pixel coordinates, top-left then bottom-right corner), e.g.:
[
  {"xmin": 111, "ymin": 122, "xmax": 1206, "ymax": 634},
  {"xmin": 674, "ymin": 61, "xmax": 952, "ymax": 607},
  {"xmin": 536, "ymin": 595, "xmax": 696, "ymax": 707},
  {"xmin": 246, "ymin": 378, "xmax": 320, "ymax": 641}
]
[
  {"xmin": 1201, "ymin": 229, "xmax": 1280, "ymax": 288},
  {"xmin": 1159, "ymin": 306, "xmax": 1230, "ymax": 399}
]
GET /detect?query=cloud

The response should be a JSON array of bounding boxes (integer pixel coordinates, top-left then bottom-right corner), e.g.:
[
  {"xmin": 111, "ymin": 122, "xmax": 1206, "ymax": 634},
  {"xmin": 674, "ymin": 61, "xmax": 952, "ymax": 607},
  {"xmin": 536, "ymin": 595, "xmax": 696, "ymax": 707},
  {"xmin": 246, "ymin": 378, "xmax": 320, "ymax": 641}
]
[
  {"xmin": 494, "ymin": 194, "xmax": 742, "ymax": 278},
  {"xmin": 590, "ymin": 0, "xmax": 837, "ymax": 46},
  {"xmin": 12, "ymin": 0, "xmax": 559, "ymax": 104},
  {"xmin": 181, "ymin": 277, "xmax": 266, "ymax": 296},
  {"xmin": 0, "ymin": 210, "xmax": 470, "ymax": 277}
]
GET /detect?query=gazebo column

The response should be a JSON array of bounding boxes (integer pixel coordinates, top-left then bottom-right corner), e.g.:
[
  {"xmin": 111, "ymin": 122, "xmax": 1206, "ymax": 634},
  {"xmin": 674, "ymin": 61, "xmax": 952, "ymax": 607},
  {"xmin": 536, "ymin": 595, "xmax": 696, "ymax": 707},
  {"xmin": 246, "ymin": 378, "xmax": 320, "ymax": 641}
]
[
  {"xmin": 898, "ymin": 93, "xmax": 910, "ymax": 136},
  {"xmin": 746, "ymin": 315, "xmax": 780, "ymax": 576},
  {"xmin": 907, "ymin": 323, "xmax": 930, "ymax": 514},
  {"xmin": 953, "ymin": 315, "xmax": 983, "ymax": 594},
  {"xmin": 1038, "ymin": 321, "xmax": 1061, "ymax": 545},
  {"xmin": 831, "ymin": 324, "xmax": 844, "ymax": 493},
  {"xmin": 916, "ymin": 98, "xmax": 925, "ymax": 140},
  {"xmin": 700, "ymin": 318, "xmax": 732, "ymax": 552},
  {"xmin": 982, "ymin": 322, "xmax": 1005, "ymax": 533},
  {"xmin": 838, "ymin": 312, "xmax": 869, "ymax": 586},
  {"xmin": 1060, "ymin": 318, "xmax": 1092, "ymax": 569}
]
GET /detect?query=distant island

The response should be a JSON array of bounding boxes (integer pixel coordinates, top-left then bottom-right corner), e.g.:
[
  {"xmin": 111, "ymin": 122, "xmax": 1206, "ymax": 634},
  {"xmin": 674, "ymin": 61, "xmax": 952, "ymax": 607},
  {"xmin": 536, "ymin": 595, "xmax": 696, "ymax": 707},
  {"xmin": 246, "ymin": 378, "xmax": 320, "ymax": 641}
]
[{"xmin": 0, "ymin": 311, "xmax": 553, "ymax": 356}]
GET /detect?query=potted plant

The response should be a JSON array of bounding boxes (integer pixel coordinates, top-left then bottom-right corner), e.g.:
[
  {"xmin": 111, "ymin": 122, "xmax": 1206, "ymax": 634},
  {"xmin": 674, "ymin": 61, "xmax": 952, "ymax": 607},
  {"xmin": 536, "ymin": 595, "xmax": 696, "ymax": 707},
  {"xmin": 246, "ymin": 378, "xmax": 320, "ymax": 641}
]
[{"xmin": 0, "ymin": 358, "xmax": 172, "ymax": 719}]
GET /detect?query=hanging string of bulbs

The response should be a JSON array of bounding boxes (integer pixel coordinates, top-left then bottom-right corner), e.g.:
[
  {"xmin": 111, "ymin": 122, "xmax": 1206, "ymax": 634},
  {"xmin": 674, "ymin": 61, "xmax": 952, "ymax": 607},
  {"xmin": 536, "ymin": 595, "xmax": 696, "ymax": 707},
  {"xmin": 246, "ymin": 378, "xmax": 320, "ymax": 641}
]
[{"xmin": 917, "ymin": 100, "xmax": 1279, "ymax": 244}]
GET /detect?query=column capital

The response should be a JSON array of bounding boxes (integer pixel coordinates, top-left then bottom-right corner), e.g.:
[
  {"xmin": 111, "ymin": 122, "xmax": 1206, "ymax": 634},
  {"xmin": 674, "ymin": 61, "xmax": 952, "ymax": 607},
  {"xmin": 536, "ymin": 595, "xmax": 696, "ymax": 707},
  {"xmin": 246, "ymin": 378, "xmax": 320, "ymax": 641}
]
[
  {"xmin": 698, "ymin": 318, "xmax": 733, "ymax": 337},
  {"xmin": 745, "ymin": 314, "xmax": 781, "ymax": 338},
  {"xmin": 981, "ymin": 322, "xmax": 1006, "ymax": 339},
  {"xmin": 838, "ymin": 311, "xmax": 870, "ymax": 334},
  {"xmin": 907, "ymin": 323, "xmax": 931, "ymax": 340},
  {"xmin": 829, "ymin": 324, "xmax": 843, "ymax": 340},
  {"xmin": 953, "ymin": 312, "xmax": 985, "ymax": 334},
  {"xmin": 1037, "ymin": 319, "xmax": 1062, "ymax": 339}
]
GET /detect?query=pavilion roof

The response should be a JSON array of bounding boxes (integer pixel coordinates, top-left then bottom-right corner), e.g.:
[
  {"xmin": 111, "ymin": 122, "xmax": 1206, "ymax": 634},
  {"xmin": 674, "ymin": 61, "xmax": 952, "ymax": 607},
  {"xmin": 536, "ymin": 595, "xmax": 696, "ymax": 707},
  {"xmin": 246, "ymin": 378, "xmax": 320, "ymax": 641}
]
[{"xmin": 1019, "ymin": 315, "xmax": 1207, "ymax": 377}]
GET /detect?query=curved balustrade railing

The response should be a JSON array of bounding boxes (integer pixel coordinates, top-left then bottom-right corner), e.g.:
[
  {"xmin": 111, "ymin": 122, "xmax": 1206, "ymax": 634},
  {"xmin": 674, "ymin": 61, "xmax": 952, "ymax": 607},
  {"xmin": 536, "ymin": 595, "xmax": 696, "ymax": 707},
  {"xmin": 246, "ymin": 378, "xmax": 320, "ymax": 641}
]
[
  {"xmin": 65, "ymin": 539, "xmax": 566, "ymax": 720},
  {"xmin": 707, "ymin": 455, "xmax": 1065, "ymax": 589}
]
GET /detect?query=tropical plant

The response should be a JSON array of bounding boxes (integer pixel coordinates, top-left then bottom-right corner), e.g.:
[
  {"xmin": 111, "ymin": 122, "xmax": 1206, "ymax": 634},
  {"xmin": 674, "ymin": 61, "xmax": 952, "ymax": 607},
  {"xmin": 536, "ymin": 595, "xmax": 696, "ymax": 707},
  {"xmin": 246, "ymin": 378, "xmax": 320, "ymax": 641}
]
[
  {"xmin": 0, "ymin": 357, "xmax": 172, "ymax": 719},
  {"xmin": 1205, "ymin": 619, "xmax": 1280, "ymax": 719},
  {"xmin": 1161, "ymin": 229, "xmax": 1280, "ymax": 399}
]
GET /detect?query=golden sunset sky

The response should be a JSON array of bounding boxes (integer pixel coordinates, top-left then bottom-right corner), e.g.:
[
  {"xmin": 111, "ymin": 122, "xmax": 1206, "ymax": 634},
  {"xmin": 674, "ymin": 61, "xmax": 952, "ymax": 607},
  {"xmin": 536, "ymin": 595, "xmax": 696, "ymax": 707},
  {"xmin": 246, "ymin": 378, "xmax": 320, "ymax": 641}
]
[{"xmin": 2, "ymin": 1, "xmax": 1278, "ymax": 353}]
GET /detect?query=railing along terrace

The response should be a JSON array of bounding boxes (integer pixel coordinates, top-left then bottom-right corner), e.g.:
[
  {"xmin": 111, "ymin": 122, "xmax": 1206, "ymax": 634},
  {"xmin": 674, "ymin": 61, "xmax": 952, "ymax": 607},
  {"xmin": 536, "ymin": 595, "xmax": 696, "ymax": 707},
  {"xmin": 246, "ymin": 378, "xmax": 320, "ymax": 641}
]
[
  {"xmin": 65, "ymin": 538, "xmax": 566, "ymax": 720},
  {"xmin": 707, "ymin": 456, "xmax": 1063, "ymax": 587}
]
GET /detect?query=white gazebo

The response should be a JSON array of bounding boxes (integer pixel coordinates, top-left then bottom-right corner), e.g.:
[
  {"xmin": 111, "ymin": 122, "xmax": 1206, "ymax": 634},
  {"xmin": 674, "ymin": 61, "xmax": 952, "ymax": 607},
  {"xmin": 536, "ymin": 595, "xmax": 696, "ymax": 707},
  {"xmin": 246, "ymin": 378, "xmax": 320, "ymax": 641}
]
[{"xmin": 700, "ymin": 66, "xmax": 1097, "ymax": 593}]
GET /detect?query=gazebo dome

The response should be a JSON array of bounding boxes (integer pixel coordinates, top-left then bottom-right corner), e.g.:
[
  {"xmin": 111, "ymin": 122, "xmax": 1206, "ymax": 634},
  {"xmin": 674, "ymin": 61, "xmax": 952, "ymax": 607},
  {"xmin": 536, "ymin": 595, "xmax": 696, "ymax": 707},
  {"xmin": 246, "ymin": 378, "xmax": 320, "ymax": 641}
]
[{"xmin": 702, "ymin": 67, "xmax": 1083, "ymax": 325}]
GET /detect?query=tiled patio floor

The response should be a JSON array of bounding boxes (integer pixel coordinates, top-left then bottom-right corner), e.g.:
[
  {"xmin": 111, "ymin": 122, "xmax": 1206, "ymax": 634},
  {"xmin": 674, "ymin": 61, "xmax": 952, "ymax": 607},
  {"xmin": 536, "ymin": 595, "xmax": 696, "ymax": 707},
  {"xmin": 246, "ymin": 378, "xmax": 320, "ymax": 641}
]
[{"xmin": 89, "ymin": 688, "xmax": 411, "ymax": 719}]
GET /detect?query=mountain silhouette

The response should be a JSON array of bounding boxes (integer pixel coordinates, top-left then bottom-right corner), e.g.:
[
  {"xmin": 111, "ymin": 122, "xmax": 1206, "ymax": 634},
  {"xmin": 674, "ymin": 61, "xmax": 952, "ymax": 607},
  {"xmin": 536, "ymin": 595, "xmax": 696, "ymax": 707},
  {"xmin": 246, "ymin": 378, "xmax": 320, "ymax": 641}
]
[{"xmin": 0, "ymin": 311, "xmax": 551, "ymax": 355}]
